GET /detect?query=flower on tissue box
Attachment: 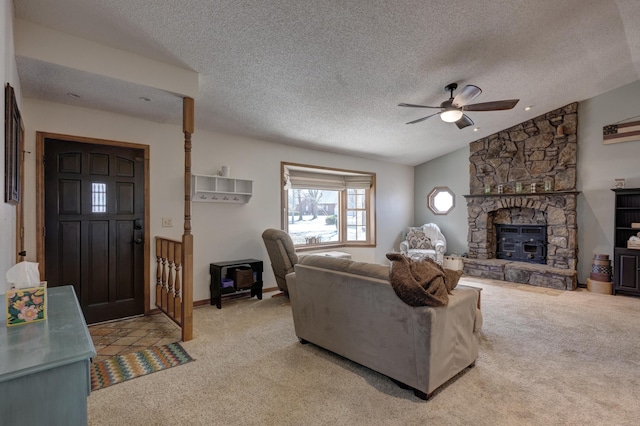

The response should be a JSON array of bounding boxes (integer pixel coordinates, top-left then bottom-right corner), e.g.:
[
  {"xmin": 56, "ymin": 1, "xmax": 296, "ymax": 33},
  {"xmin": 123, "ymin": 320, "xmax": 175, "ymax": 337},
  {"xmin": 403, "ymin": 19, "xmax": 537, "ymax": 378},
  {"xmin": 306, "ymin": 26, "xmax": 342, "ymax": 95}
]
[{"xmin": 5, "ymin": 282, "xmax": 47, "ymax": 326}]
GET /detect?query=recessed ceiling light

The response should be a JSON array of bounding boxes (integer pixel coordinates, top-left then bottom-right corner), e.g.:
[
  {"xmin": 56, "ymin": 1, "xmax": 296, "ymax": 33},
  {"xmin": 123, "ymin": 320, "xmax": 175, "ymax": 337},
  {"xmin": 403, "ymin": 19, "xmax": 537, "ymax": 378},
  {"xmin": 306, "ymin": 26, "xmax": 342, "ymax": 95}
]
[
  {"xmin": 524, "ymin": 106, "xmax": 532, "ymax": 111},
  {"xmin": 66, "ymin": 92, "xmax": 80, "ymax": 98},
  {"xmin": 473, "ymin": 127, "xmax": 479, "ymax": 132},
  {"xmin": 139, "ymin": 97, "xmax": 152, "ymax": 102}
]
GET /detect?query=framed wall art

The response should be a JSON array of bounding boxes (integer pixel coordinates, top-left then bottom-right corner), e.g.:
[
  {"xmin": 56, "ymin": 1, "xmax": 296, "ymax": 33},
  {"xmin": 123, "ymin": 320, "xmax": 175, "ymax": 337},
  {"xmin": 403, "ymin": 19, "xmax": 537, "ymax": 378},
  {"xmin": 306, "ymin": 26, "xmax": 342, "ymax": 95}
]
[{"xmin": 5, "ymin": 83, "xmax": 23, "ymax": 204}]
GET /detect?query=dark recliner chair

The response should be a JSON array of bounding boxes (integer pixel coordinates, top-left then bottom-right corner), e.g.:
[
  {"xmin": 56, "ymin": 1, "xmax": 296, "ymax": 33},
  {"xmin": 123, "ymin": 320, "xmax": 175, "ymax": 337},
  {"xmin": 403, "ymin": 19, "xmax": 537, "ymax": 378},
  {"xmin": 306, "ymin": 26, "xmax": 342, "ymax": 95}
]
[{"xmin": 261, "ymin": 228, "xmax": 299, "ymax": 294}]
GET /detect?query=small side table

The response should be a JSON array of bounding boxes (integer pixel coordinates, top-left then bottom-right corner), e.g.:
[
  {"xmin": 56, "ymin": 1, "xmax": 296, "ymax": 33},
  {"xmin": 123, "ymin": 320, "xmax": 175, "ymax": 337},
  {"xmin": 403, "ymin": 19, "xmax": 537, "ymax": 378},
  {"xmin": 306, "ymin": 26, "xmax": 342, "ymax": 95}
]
[{"xmin": 210, "ymin": 259, "xmax": 263, "ymax": 309}]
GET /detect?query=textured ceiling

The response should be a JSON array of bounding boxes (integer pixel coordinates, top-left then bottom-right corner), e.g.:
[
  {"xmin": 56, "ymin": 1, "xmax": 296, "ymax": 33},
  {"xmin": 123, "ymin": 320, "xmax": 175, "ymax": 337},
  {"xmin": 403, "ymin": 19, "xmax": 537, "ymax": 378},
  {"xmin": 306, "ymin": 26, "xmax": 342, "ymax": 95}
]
[{"xmin": 13, "ymin": 0, "xmax": 640, "ymax": 165}]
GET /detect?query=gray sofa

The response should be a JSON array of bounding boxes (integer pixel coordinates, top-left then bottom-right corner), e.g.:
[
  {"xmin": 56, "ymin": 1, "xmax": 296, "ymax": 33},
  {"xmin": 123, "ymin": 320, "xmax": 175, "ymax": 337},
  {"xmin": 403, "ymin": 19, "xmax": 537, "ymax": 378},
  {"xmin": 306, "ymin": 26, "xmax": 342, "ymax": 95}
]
[{"xmin": 286, "ymin": 255, "xmax": 482, "ymax": 400}]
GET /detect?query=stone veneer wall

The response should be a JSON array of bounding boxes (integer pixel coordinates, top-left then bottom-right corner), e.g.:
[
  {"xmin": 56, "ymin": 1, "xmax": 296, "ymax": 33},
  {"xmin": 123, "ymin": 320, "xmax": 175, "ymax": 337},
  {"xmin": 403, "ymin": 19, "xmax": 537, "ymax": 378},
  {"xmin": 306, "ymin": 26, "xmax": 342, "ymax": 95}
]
[
  {"xmin": 464, "ymin": 103, "xmax": 579, "ymax": 290},
  {"xmin": 469, "ymin": 103, "xmax": 577, "ymax": 195}
]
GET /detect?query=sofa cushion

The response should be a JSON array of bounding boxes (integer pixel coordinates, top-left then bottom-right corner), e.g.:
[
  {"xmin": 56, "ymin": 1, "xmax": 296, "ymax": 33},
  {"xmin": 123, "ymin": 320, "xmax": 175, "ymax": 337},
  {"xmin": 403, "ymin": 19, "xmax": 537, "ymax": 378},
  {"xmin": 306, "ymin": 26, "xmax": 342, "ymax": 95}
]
[
  {"xmin": 299, "ymin": 255, "xmax": 389, "ymax": 281},
  {"xmin": 347, "ymin": 261, "xmax": 389, "ymax": 281}
]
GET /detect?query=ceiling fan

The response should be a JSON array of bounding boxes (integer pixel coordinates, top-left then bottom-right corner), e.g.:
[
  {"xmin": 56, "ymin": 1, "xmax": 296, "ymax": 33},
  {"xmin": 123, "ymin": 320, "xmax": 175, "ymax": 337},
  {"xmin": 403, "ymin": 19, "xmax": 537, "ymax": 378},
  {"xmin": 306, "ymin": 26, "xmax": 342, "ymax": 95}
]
[{"xmin": 398, "ymin": 83, "xmax": 519, "ymax": 129}]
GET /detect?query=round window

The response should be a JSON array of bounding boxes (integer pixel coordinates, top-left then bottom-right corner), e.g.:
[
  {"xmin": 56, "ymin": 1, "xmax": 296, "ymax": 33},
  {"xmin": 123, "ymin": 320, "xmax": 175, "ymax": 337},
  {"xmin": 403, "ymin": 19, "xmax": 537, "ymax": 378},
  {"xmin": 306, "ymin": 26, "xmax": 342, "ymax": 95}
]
[{"xmin": 428, "ymin": 186, "xmax": 455, "ymax": 215}]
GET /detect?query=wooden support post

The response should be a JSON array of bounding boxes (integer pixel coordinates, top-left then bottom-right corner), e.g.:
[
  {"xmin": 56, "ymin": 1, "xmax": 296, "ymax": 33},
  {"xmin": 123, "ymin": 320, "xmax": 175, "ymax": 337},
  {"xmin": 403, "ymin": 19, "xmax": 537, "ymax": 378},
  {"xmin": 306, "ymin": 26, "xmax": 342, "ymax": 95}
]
[{"xmin": 181, "ymin": 97, "xmax": 194, "ymax": 341}]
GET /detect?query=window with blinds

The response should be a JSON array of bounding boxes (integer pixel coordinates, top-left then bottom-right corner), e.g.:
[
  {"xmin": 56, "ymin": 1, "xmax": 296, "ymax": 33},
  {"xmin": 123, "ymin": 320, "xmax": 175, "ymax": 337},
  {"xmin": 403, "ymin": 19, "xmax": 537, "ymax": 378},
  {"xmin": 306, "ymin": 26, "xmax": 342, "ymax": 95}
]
[{"xmin": 281, "ymin": 163, "xmax": 376, "ymax": 247}]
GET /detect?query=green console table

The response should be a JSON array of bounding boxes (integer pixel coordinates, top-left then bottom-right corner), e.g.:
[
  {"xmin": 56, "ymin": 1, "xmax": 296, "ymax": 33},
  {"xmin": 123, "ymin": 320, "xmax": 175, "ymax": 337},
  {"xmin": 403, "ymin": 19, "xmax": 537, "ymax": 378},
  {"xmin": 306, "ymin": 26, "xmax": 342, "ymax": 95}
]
[{"xmin": 0, "ymin": 285, "xmax": 96, "ymax": 425}]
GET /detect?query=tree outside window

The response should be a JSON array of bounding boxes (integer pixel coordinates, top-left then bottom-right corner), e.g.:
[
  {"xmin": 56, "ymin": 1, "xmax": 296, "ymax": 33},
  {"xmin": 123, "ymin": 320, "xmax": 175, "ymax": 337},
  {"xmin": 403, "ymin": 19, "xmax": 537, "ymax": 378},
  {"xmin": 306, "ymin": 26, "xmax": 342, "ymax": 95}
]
[{"xmin": 282, "ymin": 163, "xmax": 375, "ymax": 248}]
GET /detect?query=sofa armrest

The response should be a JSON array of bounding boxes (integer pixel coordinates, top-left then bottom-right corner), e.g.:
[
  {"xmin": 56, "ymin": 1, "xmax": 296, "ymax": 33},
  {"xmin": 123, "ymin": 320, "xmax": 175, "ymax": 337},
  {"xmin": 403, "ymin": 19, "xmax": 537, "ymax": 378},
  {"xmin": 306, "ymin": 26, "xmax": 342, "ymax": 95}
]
[
  {"xmin": 457, "ymin": 284, "xmax": 483, "ymax": 331},
  {"xmin": 412, "ymin": 287, "xmax": 480, "ymax": 394}
]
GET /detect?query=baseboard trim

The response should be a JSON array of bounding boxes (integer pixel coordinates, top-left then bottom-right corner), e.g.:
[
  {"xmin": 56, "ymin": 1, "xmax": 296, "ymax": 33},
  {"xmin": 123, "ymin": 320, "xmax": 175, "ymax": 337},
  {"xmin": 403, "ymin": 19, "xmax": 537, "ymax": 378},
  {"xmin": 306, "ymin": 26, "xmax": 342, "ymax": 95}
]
[{"xmin": 152, "ymin": 286, "xmax": 280, "ymax": 312}]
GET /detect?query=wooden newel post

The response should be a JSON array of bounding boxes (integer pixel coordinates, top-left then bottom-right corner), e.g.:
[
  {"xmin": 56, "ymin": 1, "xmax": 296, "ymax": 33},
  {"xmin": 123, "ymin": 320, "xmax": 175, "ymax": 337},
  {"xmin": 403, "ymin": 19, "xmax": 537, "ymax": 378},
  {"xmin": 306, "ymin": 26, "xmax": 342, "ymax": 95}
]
[{"xmin": 182, "ymin": 97, "xmax": 194, "ymax": 341}]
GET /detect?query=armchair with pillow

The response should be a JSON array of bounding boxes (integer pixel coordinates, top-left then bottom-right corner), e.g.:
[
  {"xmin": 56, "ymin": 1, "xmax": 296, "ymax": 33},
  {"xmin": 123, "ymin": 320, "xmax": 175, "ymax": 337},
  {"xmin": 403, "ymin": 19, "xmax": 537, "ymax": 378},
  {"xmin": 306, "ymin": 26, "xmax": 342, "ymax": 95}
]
[{"xmin": 399, "ymin": 223, "xmax": 446, "ymax": 265}]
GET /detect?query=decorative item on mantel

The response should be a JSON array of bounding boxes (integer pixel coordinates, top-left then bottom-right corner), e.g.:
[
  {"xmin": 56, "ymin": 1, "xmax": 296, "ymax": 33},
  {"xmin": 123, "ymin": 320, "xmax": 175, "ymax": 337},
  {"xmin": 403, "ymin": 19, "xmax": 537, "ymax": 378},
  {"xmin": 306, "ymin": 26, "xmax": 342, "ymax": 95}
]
[
  {"xmin": 497, "ymin": 184, "xmax": 503, "ymax": 194},
  {"xmin": 614, "ymin": 178, "xmax": 625, "ymax": 189},
  {"xmin": 530, "ymin": 183, "xmax": 536, "ymax": 193},
  {"xmin": 4, "ymin": 261, "xmax": 47, "ymax": 326},
  {"xmin": 515, "ymin": 182, "xmax": 523, "ymax": 193},
  {"xmin": 484, "ymin": 183, "xmax": 491, "ymax": 194},
  {"xmin": 544, "ymin": 179, "xmax": 553, "ymax": 192}
]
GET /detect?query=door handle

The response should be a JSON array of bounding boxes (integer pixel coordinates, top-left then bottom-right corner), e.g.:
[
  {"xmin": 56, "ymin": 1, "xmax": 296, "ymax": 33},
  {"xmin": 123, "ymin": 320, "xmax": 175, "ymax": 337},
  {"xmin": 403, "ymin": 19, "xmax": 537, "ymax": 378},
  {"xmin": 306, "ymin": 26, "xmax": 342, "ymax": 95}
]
[{"xmin": 131, "ymin": 238, "xmax": 143, "ymax": 245}]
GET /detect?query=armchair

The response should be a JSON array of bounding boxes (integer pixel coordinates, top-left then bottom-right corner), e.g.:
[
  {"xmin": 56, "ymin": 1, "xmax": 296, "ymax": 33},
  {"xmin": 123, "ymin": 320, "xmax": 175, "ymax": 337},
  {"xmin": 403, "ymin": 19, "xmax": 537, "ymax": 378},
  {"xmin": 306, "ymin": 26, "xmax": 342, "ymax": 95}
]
[
  {"xmin": 261, "ymin": 228, "xmax": 298, "ymax": 294},
  {"xmin": 399, "ymin": 223, "xmax": 446, "ymax": 264}
]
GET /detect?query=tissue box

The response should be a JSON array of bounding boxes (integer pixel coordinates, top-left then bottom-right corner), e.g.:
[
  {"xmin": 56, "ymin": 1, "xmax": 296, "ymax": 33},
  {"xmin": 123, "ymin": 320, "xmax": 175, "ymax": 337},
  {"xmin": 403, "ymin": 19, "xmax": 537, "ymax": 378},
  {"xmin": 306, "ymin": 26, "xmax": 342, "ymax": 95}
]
[{"xmin": 5, "ymin": 282, "xmax": 47, "ymax": 326}]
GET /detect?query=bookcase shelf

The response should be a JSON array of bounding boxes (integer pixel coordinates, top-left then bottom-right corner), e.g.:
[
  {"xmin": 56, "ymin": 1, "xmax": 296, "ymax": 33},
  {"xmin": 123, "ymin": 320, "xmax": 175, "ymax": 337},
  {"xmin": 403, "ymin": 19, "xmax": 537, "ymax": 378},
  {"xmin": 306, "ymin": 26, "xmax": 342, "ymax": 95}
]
[
  {"xmin": 612, "ymin": 188, "xmax": 640, "ymax": 296},
  {"xmin": 191, "ymin": 174, "xmax": 253, "ymax": 203}
]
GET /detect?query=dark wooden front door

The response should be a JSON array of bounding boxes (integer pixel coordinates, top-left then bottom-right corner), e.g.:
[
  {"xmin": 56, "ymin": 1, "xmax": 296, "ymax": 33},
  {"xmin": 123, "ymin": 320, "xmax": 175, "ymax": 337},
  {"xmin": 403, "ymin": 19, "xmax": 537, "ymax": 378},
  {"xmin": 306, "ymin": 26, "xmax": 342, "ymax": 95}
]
[{"xmin": 44, "ymin": 139, "xmax": 145, "ymax": 324}]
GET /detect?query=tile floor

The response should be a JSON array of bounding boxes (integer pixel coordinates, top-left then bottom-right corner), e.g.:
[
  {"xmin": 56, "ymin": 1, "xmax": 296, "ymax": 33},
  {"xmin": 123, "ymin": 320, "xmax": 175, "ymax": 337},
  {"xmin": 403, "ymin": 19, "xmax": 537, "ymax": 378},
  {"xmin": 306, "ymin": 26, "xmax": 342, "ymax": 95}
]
[{"xmin": 89, "ymin": 313, "xmax": 182, "ymax": 363}]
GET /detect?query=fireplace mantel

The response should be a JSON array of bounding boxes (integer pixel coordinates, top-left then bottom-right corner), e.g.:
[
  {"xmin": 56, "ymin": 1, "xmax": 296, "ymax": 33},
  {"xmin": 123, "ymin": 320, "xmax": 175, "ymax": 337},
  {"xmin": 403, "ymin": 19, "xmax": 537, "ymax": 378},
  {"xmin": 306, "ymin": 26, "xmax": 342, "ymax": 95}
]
[{"xmin": 464, "ymin": 191, "xmax": 580, "ymax": 199}]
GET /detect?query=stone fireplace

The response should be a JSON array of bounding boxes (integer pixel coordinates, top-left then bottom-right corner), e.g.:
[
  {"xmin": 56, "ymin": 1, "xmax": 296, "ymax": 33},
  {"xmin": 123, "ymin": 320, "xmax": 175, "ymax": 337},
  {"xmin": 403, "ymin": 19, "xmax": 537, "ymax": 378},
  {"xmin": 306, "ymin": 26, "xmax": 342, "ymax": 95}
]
[{"xmin": 463, "ymin": 103, "xmax": 579, "ymax": 290}]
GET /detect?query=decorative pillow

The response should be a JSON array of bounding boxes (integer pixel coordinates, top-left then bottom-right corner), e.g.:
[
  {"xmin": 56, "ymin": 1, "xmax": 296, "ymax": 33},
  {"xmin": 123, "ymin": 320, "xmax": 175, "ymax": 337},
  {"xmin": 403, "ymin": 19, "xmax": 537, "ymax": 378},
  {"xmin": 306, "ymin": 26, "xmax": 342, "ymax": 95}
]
[
  {"xmin": 443, "ymin": 267, "xmax": 463, "ymax": 292},
  {"xmin": 386, "ymin": 253, "xmax": 453, "ymax": 307},
  {"xmin": 406, "ymin": 229, "xmax": 432, "ymax": 250}
]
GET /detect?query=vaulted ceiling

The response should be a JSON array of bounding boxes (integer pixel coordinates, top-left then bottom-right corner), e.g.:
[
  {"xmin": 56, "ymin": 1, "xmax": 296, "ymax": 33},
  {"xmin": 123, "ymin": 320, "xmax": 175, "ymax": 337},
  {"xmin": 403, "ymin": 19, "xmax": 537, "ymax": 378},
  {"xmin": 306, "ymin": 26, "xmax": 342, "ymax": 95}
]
[{"xmin": 13, "ymin": 0, "xmax": 640, "ymax": 165}]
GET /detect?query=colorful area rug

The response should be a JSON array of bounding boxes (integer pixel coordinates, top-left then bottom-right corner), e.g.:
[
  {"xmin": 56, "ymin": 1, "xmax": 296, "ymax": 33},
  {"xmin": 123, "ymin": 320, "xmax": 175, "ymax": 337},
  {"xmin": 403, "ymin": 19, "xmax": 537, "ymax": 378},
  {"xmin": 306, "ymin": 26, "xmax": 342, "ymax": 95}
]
[{"xmin": 91, "ymin": 342, "xmax": 194, "ymax": 391}]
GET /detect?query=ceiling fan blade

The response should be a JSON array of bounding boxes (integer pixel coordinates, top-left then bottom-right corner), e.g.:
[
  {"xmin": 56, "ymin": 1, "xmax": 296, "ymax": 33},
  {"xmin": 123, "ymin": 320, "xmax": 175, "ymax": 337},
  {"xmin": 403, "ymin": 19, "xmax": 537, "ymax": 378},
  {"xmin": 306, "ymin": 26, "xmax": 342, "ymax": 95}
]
[
  {"xmin": 452, "ymin": 85, "xmax": 482, "ymax": 107},
  {"xmin": 398, "ymin": 103, "xmax": 442, "ymax": 109},
  {"xmin": 462, "ymin": 99, "xmax": 520, "ymax": 111},
  {"xmin": 406, "ymin": 112, "xmax": 441, "ymax": 124},
  {"xmin": 456, "ymin": 114, "xmax": 474, "ymax": 129}
]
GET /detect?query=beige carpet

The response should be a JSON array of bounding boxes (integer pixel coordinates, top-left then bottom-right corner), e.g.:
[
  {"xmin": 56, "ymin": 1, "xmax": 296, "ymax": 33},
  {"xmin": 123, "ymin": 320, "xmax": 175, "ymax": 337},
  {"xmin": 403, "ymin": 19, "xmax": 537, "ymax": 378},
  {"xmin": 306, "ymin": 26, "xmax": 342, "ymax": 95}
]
[{"xmin": 88, "ymin": 277, "xmax": 640, "ymax": 425}]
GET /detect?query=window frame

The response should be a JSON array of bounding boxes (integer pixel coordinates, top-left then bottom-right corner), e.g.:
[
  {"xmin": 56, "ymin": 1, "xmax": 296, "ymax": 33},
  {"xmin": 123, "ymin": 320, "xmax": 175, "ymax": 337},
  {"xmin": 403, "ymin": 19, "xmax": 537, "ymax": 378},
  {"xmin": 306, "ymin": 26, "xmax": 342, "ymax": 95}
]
[
  {"xmin": 427, "ymin": 186, "xmax": 455, "ymax": 215},
  {"xmin": 281, "ymin": 162, "xmax": 376, "ymax": 250}
]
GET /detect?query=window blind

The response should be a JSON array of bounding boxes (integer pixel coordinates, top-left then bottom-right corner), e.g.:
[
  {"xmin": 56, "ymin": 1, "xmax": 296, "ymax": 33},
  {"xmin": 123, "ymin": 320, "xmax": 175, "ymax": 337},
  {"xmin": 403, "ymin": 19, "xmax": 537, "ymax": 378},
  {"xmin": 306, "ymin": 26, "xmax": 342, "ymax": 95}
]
[{"xmin": 285, "ymin": 169, "xmax": 372, "ymax": 191}]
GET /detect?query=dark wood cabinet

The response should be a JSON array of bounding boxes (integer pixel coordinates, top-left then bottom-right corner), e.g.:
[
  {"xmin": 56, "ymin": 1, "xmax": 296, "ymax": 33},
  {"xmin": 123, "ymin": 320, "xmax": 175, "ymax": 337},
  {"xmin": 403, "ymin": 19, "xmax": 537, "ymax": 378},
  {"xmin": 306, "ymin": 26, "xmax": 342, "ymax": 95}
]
[
  {"xmin": 612, "ymin": 188, "xmax": 640, "ymax": 296},
  {"xmin": 210, "ymin": 259, "xmax": 263, "ymax": 309}
]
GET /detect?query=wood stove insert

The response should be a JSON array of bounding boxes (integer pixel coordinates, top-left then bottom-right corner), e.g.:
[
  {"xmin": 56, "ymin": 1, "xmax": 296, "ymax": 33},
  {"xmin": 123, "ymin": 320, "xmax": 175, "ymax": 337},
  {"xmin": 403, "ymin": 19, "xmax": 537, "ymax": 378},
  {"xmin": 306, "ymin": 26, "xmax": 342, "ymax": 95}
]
[{"xmin": 496, "ymin": 224, "xmax": 546, "ymax": 264}]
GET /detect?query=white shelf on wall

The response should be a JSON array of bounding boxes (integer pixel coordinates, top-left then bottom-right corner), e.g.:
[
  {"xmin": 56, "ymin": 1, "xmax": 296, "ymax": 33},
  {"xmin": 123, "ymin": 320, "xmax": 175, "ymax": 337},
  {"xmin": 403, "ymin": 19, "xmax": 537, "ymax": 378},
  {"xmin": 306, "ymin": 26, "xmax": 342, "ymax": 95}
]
[{"xmin": 191, "ymin": 174, "xmax": 253, "ymax": 203}]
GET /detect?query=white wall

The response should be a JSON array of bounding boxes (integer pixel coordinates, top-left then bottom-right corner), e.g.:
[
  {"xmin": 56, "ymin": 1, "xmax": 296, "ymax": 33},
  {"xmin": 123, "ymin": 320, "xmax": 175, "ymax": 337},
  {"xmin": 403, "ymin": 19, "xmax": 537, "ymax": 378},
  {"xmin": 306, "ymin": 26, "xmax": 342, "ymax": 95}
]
[
  {"xmin": 577, "ymin": 80, "xmax": 640, "ymax": 282},
  {"xmin": 1, "ymin": 0, "xmax": 21, "ymax": 284},
  {"xmin": 414, "ymin": 147, "xmax": 469, "ymax": 256},
  {"xmin": 414, "ymin": 79, "xmax": 640, "ymax": 284},
  {"xmin": 21, "ymin": 99, "xmax": 414, "ymax": 303}
]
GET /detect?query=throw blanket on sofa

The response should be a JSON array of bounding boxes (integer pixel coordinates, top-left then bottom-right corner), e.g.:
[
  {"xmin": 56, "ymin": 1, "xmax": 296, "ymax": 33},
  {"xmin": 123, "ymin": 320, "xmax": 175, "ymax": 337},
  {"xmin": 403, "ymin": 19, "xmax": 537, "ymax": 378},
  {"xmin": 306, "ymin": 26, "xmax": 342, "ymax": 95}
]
[{"xmin": 386, "ymin": 253, "xmax": 462, "ymax": 307}]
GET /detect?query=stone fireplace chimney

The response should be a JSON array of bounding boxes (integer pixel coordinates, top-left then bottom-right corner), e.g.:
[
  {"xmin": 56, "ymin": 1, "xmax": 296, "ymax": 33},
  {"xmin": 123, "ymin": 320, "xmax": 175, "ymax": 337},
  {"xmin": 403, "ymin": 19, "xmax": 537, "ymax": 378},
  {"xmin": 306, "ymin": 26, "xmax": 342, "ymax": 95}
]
[{"xmin": 463, "ymin": 103, "xmax": 579, "ymax": 290}]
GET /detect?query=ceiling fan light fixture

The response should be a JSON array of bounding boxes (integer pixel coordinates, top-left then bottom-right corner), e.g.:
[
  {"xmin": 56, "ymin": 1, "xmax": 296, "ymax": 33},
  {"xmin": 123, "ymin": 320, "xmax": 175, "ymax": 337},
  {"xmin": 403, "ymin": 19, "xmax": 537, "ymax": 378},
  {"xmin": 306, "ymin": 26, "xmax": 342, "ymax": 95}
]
[{"xmin": 440, "ymin": 109, "xmax": 463, "ymax": 123}]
